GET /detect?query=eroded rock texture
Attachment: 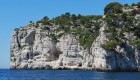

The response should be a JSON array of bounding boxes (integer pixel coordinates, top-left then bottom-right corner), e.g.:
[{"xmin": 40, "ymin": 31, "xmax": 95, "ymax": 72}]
[{"xmin": 10, "ymin": 24, "xmax": 140, "ymax": 71}]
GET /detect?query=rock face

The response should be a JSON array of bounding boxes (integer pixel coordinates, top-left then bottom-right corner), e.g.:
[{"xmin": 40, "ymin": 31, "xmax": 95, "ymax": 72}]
[
  {"xmin": 10, "ymin": 26, "xmax": 93, "ymax": 70},
  {"xmin": 10, "ymin": 23, "xmax": 140, "ymax": 71},
  {"xmin": 91, "ymin": 25, "xmax": 140, "ymax": 71},
  {"xmin": 10, "ymin": 4, "xmax": 140, "ymax": 71}
]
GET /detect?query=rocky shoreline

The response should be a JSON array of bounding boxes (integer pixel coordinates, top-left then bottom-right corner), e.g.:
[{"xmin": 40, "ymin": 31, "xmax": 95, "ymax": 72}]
[{"xmin": 11, "ymin": 67, "xmax": 140, "ymax": 72}]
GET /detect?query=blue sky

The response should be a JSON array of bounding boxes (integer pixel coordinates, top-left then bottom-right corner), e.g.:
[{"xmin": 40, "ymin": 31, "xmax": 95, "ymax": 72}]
[{"xmin": 0, "ymin": 0, "xmax": 140, "ymax": 69}]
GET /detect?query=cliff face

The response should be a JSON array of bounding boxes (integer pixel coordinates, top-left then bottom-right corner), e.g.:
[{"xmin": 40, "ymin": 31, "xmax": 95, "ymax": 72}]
[
  {"xmin": 10, "ymin": 23, "xmax": 140, "ymax": 71},
  {"xmin": 10, "ymin": 26, "xmax": 93, "ymax": 70},
  {"xmin": 91, "ymin": 24, "xmax": 140, "ymax": 71},
  {"xmin": 10, "ymin": 3, "xmax": 140, "ymax": 71}
]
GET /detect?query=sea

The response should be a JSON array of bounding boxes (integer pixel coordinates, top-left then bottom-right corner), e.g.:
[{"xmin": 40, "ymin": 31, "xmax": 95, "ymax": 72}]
[{"xmin": 0, "ymin": 69, "xmax": 140, "ymax": 80}]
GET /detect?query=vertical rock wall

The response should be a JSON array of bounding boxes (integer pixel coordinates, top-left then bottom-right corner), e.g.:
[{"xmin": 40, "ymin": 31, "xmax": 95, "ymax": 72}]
[{"xmin": 10, "ymin": 25, "xmax": 140, "ymax": 71}]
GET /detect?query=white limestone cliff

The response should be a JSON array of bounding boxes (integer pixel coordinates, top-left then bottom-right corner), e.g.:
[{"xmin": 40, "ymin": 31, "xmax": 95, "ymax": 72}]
[
  {"xmin": 10, "ymin": 26, "xmax": 93, "ymax": 70},
  {"xmin": 10, "ymin": 23, "xmax": 140, "ymax": 71}
]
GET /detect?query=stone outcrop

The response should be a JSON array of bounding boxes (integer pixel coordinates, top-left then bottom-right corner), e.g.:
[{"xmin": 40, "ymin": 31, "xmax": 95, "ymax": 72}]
[
  {"xmin": 10, "ymin": 23, "xmax": 140, "ymax": 71},
  {"xmin": 91, "ymin": 24, "xmax": 140, "ymax": 71},
  {"xmin": 10, "ymin": 26, "xmax": 93, "ymax": 70},
  {"xmin": 10, "ymin": 4, "xmax": 140, "ymax": 71}
]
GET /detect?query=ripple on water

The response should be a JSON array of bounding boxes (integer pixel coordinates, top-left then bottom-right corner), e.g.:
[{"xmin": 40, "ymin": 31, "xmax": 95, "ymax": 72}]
[{"xmin": 0, "ymin": 69, "xmax": 140, "ymax": 80}]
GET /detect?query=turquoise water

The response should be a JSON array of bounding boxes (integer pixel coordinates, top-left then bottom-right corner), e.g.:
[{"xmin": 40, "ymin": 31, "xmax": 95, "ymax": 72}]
[{"xmin": 0, "ymin": 69, "xmax": 140, "ymax": 80}]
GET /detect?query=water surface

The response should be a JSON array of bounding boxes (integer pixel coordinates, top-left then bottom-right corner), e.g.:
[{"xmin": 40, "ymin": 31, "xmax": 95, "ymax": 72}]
[{"xmin": 0, "ymin": 69, "xmax": 140, "ymax": 80}]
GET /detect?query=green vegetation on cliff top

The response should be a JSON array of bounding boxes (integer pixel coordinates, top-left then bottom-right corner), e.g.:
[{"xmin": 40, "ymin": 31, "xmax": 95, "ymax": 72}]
[
  {"xmin": 34, "ymin": 13, "xmax": 102, "ymax": 49},
  {"xmin": 27, "ymin": 2, "xmax": 140, "ymax": 50}
]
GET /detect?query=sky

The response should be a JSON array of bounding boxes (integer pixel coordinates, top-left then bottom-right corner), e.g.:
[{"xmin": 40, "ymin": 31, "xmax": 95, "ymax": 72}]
[{"xmin": 0, "ymin": 0, "xmax": 140, "ymax": 69}]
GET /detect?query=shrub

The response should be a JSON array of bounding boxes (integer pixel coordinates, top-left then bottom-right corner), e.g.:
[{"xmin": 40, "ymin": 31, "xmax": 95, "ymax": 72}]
[
  {"xmin": 37, "ymin": 16, "xmax": 50, "ymax": 25},
  {"xmin": 130, "ymin": 10, "xmax": 137, "ymax": 16},
  {"xmin": 29, "ymin": 21, "xmax": 33, "ymax": 24},
  {"xmin": 63, "ymin": 25, "xmax": 71, "ymax": 33},
  {"xmin": 79, "ymin": 36, "xmax": 85, "ymax": 45},
  {"xmin": 49, "ymin": 34, "xmax": 59, "ymax": 44},
  {"xmin": 101, "ymin": 40, "xmax": 121, "ymax": 50},
  {"xmin": 137, "ymin": 2, "xmax": 140, "ymax": 8},
  {"xmin": 79, "ymin": 36, "xmax": 95, "ymax": 49},
  {"xmin": 79, "ymin": 31, "xmax": 96, "ymax": 49},
  {"xmin": 130, "ymin": 39, "xmax": 140, "ymax": 49},
  {"xmin": 104, "ymin": 2, "xmax": 123, "ymax": 14},
  {"xmin": 14, "ymin": 28, "xmax": 19, "ymax": 31},
  {"xmin": 104, "ymin": 13, "xmax": 120, "ymax": 26},
  {"xmin": 131, "ymin": 3, "xmax": 136, "ymax": 6},
  {"xmin": 124, "ymin": 4, "xmax": 129, "ymax": 7}
]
